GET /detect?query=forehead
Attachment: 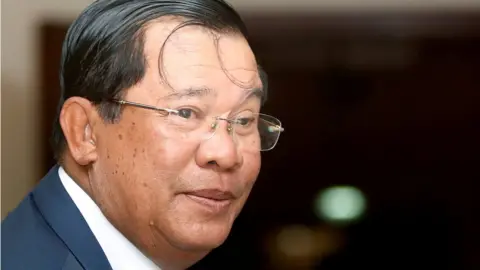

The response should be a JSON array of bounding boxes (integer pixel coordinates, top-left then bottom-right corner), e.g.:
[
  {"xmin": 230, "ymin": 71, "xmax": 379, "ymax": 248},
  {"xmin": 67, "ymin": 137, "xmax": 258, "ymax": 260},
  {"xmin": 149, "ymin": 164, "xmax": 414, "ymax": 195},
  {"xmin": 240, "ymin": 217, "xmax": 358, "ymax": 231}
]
[{"xmin": 139, "ymin": 19, "xmax": 262, "ymax": 100}]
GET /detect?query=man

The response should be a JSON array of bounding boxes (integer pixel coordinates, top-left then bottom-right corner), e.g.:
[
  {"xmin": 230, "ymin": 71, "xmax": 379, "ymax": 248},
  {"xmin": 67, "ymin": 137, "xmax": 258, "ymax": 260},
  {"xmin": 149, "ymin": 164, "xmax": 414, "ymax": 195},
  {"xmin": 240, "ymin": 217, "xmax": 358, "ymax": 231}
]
[{"xmin": 1, "ymin": 0, "xmax": 284, "ymax": 269}]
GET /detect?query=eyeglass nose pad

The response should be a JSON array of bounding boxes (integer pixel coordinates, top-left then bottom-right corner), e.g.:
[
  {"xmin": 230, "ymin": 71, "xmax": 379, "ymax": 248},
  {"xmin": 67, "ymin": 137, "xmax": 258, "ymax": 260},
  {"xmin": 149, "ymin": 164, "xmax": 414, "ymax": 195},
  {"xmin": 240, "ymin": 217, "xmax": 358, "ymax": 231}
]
[
  {"xmin": 204, "ymin": 117, "xmax": 235, "ymax": 142},
  {"xmin": 215, "ymin": 118, "xmax": 234, "ymax": 134},
  {"xmin": 202, "ymin": 118, "xmax": 219, "ymax": 141},
  {"xmin": 226, "ymin": 124, "xmax": 233, "ymax": 133}
]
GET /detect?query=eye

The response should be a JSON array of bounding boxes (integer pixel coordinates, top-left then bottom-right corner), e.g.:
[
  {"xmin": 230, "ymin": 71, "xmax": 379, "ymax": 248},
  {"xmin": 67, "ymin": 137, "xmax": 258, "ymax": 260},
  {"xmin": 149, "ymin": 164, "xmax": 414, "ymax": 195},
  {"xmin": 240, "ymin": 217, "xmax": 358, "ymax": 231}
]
[
  {"xmin": 235, "ymin": 116, "xmax": 257, "ymax": 128},
  {"xmin": 177, "ymin": 108, "xmax": 195, "ymax": 119}
]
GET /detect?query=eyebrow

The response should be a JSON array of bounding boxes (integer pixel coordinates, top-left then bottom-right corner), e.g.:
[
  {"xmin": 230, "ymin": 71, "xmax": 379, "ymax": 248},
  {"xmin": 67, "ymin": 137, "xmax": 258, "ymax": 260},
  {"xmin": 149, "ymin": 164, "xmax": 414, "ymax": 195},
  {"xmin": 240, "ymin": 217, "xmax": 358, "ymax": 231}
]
[{"xmin": 243, "ymin": 87, "xmax": 264, "ymax": 100}]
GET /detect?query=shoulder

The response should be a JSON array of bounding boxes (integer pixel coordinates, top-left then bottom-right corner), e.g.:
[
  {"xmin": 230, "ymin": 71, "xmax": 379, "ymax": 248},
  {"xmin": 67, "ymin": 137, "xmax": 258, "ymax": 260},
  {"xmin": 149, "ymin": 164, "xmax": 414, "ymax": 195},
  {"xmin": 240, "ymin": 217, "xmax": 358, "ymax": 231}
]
[{"xmin": 2, "ymin": 193, "xmax": 72, "ymax": 270}]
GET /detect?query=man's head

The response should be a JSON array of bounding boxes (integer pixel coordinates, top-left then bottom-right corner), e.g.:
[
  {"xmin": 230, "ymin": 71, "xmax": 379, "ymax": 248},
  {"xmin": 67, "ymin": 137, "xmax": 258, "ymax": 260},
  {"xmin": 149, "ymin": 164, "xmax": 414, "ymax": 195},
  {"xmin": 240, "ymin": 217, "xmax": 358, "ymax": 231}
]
[{"xmin": 52, "ymin": 0, "xmax": 282, "ymax": 268}]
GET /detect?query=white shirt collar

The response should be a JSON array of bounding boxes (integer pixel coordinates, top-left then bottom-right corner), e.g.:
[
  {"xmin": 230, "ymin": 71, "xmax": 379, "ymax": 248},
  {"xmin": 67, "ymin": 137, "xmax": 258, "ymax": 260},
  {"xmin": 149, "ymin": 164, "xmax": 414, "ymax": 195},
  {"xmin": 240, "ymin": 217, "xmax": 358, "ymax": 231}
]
[{"xmin": 58, "ymin": 166, "xmax": 161, "ymax": 270}]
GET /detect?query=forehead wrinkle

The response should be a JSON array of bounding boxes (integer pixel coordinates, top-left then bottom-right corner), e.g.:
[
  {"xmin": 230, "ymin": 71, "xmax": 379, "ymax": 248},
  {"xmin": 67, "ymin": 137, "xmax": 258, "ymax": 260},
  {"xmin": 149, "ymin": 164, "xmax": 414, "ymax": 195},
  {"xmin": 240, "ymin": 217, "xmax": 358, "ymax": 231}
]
[
  {"xmin": 184, "ymin": 64, "xmax": 260, "ymax": 84},
  {"xmin": 161, "ymin": 86, "xmax": 217, "ymax": 100}
]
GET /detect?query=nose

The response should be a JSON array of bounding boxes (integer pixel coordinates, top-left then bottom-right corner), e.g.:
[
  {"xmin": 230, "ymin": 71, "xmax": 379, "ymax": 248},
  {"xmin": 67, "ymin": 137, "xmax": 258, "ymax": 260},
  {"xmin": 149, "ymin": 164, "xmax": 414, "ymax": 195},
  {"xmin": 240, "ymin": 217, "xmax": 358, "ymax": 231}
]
[{"xmin": 195, "ymin": 121, "xmax": 243, "ymax": 171}]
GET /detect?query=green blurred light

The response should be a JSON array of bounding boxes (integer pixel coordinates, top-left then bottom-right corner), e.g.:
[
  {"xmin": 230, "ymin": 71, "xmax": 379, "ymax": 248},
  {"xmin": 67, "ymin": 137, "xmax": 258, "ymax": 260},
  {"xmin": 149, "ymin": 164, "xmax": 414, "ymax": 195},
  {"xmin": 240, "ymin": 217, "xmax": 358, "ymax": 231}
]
[{"xmin": 315, "ymin": 186, "xmax": 366, "ymax": 223}]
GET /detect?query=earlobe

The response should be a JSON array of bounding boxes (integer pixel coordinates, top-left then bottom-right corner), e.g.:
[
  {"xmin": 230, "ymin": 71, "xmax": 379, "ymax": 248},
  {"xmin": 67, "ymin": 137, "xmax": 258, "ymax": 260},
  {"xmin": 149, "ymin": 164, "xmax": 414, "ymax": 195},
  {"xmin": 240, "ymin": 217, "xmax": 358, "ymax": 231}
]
[{"xmin": 60, "ymin": 97, "xmax": 98, "ymax": 166}]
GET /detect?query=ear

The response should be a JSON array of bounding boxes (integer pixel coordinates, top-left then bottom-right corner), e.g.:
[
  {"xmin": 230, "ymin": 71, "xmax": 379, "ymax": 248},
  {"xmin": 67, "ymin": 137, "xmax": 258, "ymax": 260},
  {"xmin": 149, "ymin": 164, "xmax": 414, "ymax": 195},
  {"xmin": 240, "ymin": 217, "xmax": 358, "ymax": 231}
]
[{"xmin": 59, "ymin": 97, "xmax": 99, "ymax": 166}]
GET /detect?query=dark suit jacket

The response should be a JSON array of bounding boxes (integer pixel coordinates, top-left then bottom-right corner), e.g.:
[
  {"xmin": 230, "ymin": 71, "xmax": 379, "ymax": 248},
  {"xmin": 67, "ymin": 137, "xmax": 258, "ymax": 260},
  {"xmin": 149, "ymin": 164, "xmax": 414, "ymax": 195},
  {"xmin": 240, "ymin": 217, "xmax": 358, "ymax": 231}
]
[{"xmin": 1, "ymin": 166, "xmax": 112, "ymax": 270}]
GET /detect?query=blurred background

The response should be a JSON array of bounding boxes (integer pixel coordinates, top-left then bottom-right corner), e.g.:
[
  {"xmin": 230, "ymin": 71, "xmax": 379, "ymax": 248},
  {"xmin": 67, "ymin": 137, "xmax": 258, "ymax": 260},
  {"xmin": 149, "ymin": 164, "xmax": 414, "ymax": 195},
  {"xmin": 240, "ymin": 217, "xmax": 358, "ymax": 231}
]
[{"xmin": 2, "ymin": 0, "xmax": 480, "ymax": 269}]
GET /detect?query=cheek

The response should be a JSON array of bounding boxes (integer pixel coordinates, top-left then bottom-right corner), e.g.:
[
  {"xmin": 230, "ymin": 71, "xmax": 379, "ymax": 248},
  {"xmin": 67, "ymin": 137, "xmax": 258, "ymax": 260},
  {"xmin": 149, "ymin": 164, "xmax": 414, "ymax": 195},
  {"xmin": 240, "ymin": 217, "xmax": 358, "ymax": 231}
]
[
  {"xmin": 147, "ymin": 135, "xmax": 195, "ymax": 170},
  {"xmin": 145, "ymin": 116, "xmax": 203, "ymax": 167},
  {"xmin": 98, "ymin": 134, "xmax": 128, "ymax": 176},
  {"xmin": 241, "ymin": 152, "xmax": 262, "ymax": 190},
  {"xmin": 133, "ymin": 122, "xmax": 201, "ymax": 194},
  {"xmin": 232, "ymin": 153, "xmax": 261, "ymax": 216},
  {"xmin": 96, "ymin": 120, "xmax": 155, "ymax": 186}
]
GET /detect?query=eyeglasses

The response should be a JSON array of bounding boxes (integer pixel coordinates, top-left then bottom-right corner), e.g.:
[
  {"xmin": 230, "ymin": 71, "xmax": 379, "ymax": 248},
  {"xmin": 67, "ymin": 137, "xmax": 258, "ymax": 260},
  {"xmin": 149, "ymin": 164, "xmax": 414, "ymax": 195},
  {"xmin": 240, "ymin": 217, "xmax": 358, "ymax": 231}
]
[{"xmin": 112, "ymin": 99, "xmax": 284, "ymax": 152}]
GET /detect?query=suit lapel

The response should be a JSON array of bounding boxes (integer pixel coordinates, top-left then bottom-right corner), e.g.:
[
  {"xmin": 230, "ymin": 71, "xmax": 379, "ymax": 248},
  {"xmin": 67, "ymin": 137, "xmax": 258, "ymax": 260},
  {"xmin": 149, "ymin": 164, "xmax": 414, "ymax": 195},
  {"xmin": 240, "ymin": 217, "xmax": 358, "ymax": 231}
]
[
  {"xmin": 32, "ymin": 166, "xmax": 112, "ymax": 270},
  {"xmin": 62, "ymin": 253, "xmax": 85, "ymax": 270}
]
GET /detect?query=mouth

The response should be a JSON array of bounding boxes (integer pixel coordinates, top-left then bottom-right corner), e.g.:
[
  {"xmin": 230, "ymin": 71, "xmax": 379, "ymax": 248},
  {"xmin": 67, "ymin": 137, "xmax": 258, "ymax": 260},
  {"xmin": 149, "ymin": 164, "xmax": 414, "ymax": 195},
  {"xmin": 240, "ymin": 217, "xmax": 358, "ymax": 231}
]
[{"xmin": 182, "ymin": 189, "xmax": 235, "ymax": 213}]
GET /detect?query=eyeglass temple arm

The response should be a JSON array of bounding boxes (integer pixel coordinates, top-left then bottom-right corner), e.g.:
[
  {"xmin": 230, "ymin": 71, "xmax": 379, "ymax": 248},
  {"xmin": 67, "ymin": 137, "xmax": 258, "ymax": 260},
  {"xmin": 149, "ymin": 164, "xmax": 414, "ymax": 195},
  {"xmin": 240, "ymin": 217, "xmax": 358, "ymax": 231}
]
[{"xmin": 113, "ymin": 99, "xmax": 177, "ymax": 114}]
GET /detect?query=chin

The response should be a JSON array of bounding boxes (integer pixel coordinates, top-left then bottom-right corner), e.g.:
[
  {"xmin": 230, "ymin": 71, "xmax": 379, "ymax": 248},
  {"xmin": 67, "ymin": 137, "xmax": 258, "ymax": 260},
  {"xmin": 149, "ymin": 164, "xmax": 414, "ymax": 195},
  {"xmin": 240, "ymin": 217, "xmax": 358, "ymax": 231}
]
[{"xmin": 165, "ymin": 220, "xmax": 233, "ymax": 252}]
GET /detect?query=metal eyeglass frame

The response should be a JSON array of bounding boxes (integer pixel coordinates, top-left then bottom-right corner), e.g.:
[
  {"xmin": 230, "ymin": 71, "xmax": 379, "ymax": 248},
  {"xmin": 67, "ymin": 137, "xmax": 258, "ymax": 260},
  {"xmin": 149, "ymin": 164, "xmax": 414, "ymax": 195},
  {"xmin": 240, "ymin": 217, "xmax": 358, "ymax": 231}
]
[{"xmin": 112, "ymin": 99, "xmax": 284, "ymax": 151}]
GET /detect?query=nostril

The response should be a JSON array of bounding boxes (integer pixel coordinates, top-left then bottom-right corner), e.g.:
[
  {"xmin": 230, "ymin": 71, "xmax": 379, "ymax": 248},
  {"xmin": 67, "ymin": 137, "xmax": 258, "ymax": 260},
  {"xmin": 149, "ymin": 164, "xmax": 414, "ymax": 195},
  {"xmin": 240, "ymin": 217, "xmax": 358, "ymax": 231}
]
[{"xmin": 208, "ymin": 160, "xmax": 217, "ymax": 165}]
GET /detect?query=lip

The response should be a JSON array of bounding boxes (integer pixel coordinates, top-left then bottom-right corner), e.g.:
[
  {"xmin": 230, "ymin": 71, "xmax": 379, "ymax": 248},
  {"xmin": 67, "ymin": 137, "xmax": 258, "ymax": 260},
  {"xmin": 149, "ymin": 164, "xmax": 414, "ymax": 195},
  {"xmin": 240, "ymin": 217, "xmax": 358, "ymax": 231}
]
[
  {"xmin": 183, "ymin": 189, "xmax": 235, "ymax": 213},
  {"xmin": 186, "ymin": 189, "xmax": 236, "ymax": 200}
]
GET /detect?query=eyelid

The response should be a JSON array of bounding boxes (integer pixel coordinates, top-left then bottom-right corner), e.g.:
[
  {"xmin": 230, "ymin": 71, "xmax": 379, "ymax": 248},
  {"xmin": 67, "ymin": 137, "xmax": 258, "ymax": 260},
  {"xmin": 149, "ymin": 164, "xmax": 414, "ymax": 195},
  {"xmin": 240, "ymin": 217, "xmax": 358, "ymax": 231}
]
[
  {"xmin": 230, "ymin": 108, "xmax": 258, "ymax": 118},
  {"xmin": 168, "ymin": 100, "xmax": 209, "ymax": 110}
]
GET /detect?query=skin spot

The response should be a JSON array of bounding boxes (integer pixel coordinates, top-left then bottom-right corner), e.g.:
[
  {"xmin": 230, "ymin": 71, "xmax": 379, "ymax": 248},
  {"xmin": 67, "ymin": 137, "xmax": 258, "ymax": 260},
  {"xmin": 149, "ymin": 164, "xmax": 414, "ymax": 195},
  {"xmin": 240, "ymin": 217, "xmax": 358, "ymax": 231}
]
[
  {"xmin": 133, "ymin": 148, "xmax": 137, "ymax": 158},
  {"xmin": 118, "ymin": 134, "xmax": 123, "ymax": 140}
]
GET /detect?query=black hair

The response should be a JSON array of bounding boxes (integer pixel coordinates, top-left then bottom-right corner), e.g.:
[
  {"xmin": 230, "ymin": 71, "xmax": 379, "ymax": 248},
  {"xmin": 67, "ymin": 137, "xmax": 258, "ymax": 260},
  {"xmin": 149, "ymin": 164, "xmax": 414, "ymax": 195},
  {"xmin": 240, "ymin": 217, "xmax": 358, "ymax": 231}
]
[{"xmin": 51, "ymin": 0, "xmax": 263, "ymax": 161}]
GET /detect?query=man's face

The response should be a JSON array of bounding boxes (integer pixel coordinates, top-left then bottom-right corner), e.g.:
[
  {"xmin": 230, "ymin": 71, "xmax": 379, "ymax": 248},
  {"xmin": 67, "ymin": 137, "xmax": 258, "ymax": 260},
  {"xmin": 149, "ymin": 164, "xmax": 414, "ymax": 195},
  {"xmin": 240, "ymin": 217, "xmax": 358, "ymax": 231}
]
[{"xmin": 90, "ymin": 21, "xmax": 262, "ymax": 258}]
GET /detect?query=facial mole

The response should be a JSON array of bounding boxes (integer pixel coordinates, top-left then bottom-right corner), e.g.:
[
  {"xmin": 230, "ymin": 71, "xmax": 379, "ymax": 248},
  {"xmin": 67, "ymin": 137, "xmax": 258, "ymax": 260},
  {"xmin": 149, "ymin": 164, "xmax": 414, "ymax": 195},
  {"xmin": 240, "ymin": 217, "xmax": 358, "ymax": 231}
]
[{"xmin": 118, "ymin": 134, "xmax": 123, "ymax": 140}]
